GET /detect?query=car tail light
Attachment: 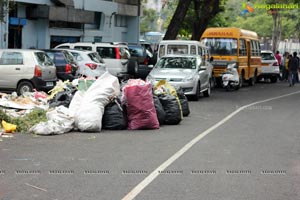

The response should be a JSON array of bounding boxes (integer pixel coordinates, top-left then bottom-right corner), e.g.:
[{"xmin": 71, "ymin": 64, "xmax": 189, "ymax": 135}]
[
  {"xmin": 86, "ymin": 63, "xmax": 98, "ymax": 70},
  {"xmin": 273, "ymin": 62, "xmax": 279, "ymax": 66},
  {"xmin": 34, "ymin": 65, "xmax": 42, "ymax": 77},
  {"xmin": 115, "ymin": 48, "xmax": 121, "ymax": 59},
  {"xmin": 143, "ymin": 57, "xmax": 148, "ymax": 65},
  {"xmin": 66, "ymin": 64, "xmax": 72, "ymax": 73}
]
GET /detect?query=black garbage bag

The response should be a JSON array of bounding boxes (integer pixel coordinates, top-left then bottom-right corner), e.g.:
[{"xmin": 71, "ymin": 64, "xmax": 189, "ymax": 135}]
[
  {"xmin": 176, "ymin": 87, "xmax": 190, "ymax": 117},
  {"xmin": 102, "ymin": 98, "xmax": 127, "ymax": 130},
  {"xmin": 49, "ymin": 90, "xmax": 74, "ymax": 108},
  {"xmin": 158, "ymin": 94, "xmax": 182, "ymax": 125},
  {"xmin": 153, "ymin": 95, "xmax": 166, "ymax": 125}
]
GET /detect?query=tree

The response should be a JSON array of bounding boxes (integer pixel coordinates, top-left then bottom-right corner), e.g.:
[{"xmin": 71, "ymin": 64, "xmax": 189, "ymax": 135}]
[
  {"xmin": 163, "ymin": 0, "xmax": 226, "ymax": 40},
  {"xmin": 191, "ymin": 0, "xmax": 226, "ymax": 40},
  {"xmin": 163, "ymin": 0, "xmax": 192, "ymax": 40}
]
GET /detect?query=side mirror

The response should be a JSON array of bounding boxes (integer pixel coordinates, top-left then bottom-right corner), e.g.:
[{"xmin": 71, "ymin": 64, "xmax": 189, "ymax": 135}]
[{"xmin": 210, "ymin": 57, "xmax": 214, "ymax": 62}]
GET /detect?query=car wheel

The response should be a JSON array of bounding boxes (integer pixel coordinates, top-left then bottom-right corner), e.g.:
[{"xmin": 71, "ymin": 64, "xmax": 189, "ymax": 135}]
[
  {"xmin": 17, "ymin": 81, "xmax": 33, "ymax": 95},
  {"xmin": 270, "ymin": 76, "xmax": 278, "ymax": 83},
  {"xmin": 239, "ymin": 72, "xmax": 244, "ymax": 88},
  {"xmin": 203, "ymin": 79, "xmax": 211, "ymax": 97},
  {"xmin": 192, "ymin": 82, "xmax": 200, "ymax": 101},
  {"xmin": 128, "ymin": 59, "xmax": 138, "ymax": 76}
]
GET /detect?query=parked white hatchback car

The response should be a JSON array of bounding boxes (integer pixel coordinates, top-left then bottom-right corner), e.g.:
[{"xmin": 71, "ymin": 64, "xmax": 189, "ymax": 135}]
[
  {"xmin": 258, "ymin": 50, "xmax": 280, "ymax": 83},
  {"xmin": 147, "ymin": 54, "xmax": 213, "ymax": 100},
  {"xmin": 64, "ymin": 49, "xmax": 106, "ymax": 78},
  {"xmin": 0, "ymin": 49, "xmax": 57, "ymax": 95}
]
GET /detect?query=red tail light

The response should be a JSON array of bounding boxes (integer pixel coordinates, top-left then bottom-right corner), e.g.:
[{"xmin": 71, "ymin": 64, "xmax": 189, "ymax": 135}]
[
  {"xmin": 143, "ymin": 57, "xmax": 148, "ymax": 65},
  {"xmin": 34, "ymin": 65, "xmax": 42, "ymax": 77},
  {"xmin": 66, "ymin": 64, "xmax": 72, "ymax": 73},
  {"xmin": 273, "ymin": 62, "xmax": 279, "ymax": 66},
  {"xmin": 115, "ymin": 48, "xmax": 121, "ymax": 59},
  {"xmin": 85, "ymin": 63, "xmax": 98, "ymax": 70}
]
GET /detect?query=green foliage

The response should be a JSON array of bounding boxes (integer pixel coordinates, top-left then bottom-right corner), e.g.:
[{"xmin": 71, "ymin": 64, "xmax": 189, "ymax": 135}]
[
  {"xmin": 0, "ymin": 109, "xmax": 47, "ymax": 133},
  {"xmin": 140, "ymin": 8, "xmax": 159, "ymax": 33},
  {"xmin": 220, "ymin": 0, "xmax": 300, "ymax": 39}
]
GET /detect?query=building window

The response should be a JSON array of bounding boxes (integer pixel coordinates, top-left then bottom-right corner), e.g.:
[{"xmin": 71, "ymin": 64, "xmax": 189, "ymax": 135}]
[
  {"xmin": 115, "ymin": 15, "xmax": 127, "ymax": 27},
  {"xmin": 49, "ymin": 21, "xmax": 82, "ymax": 29}
]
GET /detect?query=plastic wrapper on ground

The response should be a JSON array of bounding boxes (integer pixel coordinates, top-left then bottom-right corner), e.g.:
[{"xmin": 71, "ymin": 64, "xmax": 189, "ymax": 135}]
[{"xmin": 29, "ymin": 106, "xmax": 74, "ymax": 135}]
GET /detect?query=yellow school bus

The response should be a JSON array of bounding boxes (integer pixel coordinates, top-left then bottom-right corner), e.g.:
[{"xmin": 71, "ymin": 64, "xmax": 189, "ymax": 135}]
[{"xmin": 200, "ymin": 27, "xmax": 261, "ymax": 86}]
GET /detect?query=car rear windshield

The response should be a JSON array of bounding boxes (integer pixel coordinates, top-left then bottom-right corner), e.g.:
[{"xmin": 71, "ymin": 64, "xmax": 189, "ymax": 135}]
[
  {"xmin": 261, "ymin": 53, "xmax": 275, "ymax": 61},
  {"xmin": 88, "ymin": 53, "xmax": 105, "ymax": 64},
  {"xmin": 63, "ymin": 51, "xmax": 77, "ymax": 63},
  {"xmin": 128, "ymin": 46, "xmax": 144, "ymax": 57},
  {"xmin": 35, "ymin": 52, "xmax": 54, "ymax": 66}
]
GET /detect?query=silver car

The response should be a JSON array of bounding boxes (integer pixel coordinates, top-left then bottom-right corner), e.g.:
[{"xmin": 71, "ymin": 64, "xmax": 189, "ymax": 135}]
[
  {"xmin": 0, "ymin": 49, "xmax": 57, "ymax": 95},
  {"xmin": 147, "ymin": 55, "xmax": 213, "ymax": 100}
]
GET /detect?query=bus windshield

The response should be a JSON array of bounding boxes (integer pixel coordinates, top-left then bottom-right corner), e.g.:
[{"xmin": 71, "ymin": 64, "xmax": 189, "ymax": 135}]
[{"xmin": 202, "ymin": 38, "xmax": 238, "ymax": 56}]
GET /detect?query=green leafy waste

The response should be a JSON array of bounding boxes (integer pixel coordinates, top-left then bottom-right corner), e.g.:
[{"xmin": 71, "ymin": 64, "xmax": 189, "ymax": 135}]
[{"xmin": 0, "ymin": 109, "xmax": 47, "ymax": 133}]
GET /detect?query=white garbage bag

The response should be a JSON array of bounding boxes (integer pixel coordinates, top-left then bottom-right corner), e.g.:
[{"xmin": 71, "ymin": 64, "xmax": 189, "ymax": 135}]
[
  {"xmin": 29, "ymin": 106, "xmax": 74, "ymax": 135},
  {"xmin": 72, "ymin": 72, "xmax": 120, "ymax": 132}
]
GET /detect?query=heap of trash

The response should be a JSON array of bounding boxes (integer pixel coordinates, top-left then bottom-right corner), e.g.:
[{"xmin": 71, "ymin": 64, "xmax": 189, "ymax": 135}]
[{"xmin": 0, "ymin": 72, "xmax": 190, "ymax": 136}]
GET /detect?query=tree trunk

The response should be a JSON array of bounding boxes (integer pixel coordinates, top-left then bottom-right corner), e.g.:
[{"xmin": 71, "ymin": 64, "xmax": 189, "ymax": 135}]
[
  {"xmin": 191, "ymin": 0, "xmax": 221, "ymax": 41},
  {"xmin": 163, "ymin": 0, "xmax": 192, "ymax": 40}
]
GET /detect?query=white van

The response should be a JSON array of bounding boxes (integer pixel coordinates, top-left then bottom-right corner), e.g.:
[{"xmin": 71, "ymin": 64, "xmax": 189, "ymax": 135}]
[
  {"xmin": 157, "ymin": 40, "xmax": 211, "ymax": 61},
  {"xmin": 55, "ymin": 42, "xmax": 132, "ymax": 79}
]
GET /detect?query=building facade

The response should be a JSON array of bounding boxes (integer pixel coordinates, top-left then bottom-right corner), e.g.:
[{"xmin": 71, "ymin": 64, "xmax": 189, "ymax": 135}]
[{"xmin": 0, "ymin": 0, "xmax": 140, "ymax": 49}]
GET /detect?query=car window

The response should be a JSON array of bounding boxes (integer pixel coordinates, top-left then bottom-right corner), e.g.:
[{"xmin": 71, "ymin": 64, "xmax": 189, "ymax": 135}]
[
  {"xmin": 261, "ymin": 53, "xmax": 275, "ymax": 60},
  {"xmin": 64, "ymin": 51, "xmax": 76, "ymax": 63},
  {"xmin": 128, "ymin": 46, "xmax": 144, "ymax": 57},
  {"xmin": 51, "ymin": 52, "xmax": 67, "ymax": 65},
  {"xmin": 70, "ymin": 52, "xmax": 83, "ymax": 61},
  {"xmin": 167, "ymin": 45, "xmax": 188, "ymax": 54},
  {"xmin": 57, "ymin": 45, "xmax": 70, "ymax": 49},
  {"xmin": 96, "ymin": 47, "xmax": 115, "ymax": 59},
  {"xmin": 119, "ymin": 47, "xmax": 130, "ymax": 59},
  {"xmin": 74, "ymin": 46, "xmax": 92, "ymax": 51},
  {"xmin": 35, "ymin": 52, "xmax": 54, "ymax": 66},
  {"xmin": 0, "ymin": 51, "xmax": 23, "ymax": 65},
  {"xmin": 88, "ymin": 53, "xmax": 104, "ymax": 64}
]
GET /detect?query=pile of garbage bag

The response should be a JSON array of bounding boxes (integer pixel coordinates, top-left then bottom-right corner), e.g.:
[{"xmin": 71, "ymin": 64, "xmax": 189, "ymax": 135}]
[{"xmin": 0, "ymin": 72, "xmax": 190, "ymax": 136}]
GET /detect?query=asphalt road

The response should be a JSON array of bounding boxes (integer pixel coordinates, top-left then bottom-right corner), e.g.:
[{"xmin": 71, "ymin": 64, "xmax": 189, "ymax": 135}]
[{"xmin": 0, "ymin": 81, "xmax": 300, "ymax": 200}]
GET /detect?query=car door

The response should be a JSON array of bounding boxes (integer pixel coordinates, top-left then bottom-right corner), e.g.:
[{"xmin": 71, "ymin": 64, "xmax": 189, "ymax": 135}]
[
  {"xmin": 198, "ymin": 58, "xmax": 209, "ymax": 90},
  {"xmin": 0, "ymin": 51, "xmax": 25, "ymax": 89}
]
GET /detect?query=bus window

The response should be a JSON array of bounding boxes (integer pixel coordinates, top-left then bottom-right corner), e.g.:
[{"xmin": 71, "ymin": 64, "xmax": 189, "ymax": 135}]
[
  {"xmin": 202, "ymin": 38, "xmax": 237, "ymax": 56},
  {"xmin": 239, "ymin": 39, "xmax": 247, "ymax": 56}
]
